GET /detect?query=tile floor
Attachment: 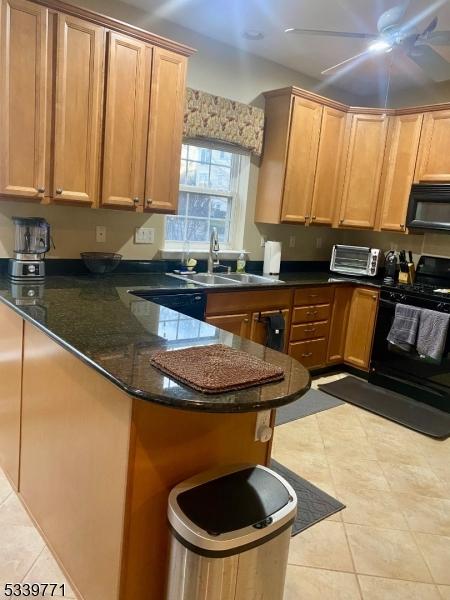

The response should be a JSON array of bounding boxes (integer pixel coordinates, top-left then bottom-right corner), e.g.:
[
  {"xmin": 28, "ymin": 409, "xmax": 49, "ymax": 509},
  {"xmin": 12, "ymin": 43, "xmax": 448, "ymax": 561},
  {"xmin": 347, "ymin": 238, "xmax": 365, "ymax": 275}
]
[
  {"xmin": 0, "ymin": 372, "xmax": 449, "ymax": 599},
  {"xmin": 277, "ymin": 373, "xmax": 450, "ymax": 600}
]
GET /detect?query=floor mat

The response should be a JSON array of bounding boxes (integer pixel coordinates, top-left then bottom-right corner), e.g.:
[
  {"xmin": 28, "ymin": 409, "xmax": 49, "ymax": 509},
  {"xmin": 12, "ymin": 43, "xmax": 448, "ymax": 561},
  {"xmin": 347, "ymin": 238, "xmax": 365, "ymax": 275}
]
[
  {"xmin": 319, "ymin": 376, "xmax": 450, "ymax": 439},
  {"xmin": 270, "ymin": 460, "xmax": 345, "ymax": 536},
  {"xmin": 275, "ymin": 388, "xmax": 344, "ymax": 426}
]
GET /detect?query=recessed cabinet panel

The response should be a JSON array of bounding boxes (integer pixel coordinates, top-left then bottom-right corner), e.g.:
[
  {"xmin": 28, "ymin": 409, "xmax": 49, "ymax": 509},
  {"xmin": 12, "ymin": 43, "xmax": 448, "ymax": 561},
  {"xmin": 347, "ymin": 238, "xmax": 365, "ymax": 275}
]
[
  {"xmin": 0, "ymin": 0, "xmax": 48, "ymax": 199},
  {"xmin": 102, "ymin": 32, "xmax": 151, "ymax": 209},
  {"xmin": 205, "ymin": 313, "xmax": 251, "ymax": 338},
  {"xmin": 310, "ymin": 107, "xmax": 349, "ymax": 226},
  {"xmin": 53, "ymin": 14, "xmax": 105, "ymax": 204},
  {"xmin": 281, "ymin": 97, "xmax": 323, "ymax": 223},
  {"xmin": 379, "ymin": 113, "xmax": 423, "ymax": 232},
  {"xmin": 344, "ymin": 287, "xmax": 379, "ymax": 370},
  {"xmin": 145, "ymin": 47, "xmax": 186, "ymax": 213},
  {"xmin": 415, "ymin": 110, "xmax": 450, "ymax": 182},
  {"xmin": 339, "ymin": 113, "xmax": 388, "ymax": 229}
]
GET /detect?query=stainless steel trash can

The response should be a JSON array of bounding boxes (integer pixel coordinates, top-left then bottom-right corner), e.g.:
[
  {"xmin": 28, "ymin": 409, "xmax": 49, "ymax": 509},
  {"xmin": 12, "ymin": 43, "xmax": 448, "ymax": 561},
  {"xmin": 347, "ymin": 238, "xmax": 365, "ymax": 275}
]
[{"xmin": 166, "ymin": 464, "xmax": 297, "ymax": 600}]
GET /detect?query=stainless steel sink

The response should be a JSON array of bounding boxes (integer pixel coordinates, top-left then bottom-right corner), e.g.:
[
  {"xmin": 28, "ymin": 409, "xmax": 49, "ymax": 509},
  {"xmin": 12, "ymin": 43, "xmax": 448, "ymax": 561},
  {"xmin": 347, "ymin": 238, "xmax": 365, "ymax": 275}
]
[
  {"xmin": 222, "ymin": 273, "xmax": 283, "ymax": 285},
  {"xmin": 167, "ymin": 272, "xmax": 284, "ymax": 287},
  {"xmin": 168, "ymin": 273, "xmax": 238, "ymax": 286}
]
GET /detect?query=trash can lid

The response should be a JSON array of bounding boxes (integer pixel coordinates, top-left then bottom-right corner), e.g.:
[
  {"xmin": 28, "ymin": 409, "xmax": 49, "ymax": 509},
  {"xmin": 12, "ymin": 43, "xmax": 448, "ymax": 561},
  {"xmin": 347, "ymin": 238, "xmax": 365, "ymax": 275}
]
[{"xmin": 176, "ymin": 466, "xmax": 290, "ymax": 536}]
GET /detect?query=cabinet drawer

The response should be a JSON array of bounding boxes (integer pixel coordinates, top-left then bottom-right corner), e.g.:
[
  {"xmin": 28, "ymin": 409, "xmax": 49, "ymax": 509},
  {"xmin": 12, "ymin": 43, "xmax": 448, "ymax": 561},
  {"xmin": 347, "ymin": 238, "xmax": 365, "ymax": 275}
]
[
  {"xmin": 293, "ymin": 304, "xmax": 330, "ymax": 324},
  {"xmin": 294, "ymin": 287, "xmax": 333, "ymax": 306},
  {"xmin": 291, "ymin": 320, "xmax": 329, "ymax": 342},
  {"xmin": 289, "ymin": 339, "xmax": 327, "ymax": 369}
]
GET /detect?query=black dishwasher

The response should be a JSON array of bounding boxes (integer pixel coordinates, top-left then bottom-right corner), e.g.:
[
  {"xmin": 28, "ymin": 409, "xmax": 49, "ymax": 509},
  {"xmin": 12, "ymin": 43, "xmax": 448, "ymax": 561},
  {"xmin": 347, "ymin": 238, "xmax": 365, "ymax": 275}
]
[{"xmin": 130, "ymin": 291, "xmax": 206, "ymax": 320}]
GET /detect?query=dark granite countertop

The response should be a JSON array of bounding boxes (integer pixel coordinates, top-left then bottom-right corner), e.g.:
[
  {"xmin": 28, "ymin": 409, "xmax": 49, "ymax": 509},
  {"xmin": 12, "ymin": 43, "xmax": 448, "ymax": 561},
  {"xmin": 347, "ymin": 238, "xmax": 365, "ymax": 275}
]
[
  {"xmin": 0, "ymin": 270, "xmax": 382, "ymax": 412},
  {"xmin": 0, "ymin": 274, "xmax": 313, "ymax": 413}
]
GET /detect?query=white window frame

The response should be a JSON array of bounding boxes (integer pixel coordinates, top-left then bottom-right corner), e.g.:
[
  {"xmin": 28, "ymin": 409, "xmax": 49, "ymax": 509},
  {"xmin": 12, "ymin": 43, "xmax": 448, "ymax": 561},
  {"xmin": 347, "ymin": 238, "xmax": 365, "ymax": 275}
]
[{"xmin": 163, "ymin": 139, "xmax": 249, "ymax": 253}]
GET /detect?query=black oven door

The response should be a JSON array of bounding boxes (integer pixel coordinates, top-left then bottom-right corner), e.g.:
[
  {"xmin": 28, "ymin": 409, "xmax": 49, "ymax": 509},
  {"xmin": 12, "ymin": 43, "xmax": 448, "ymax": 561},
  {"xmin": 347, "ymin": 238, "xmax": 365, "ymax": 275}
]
[
  {"xmin": 370, "ymin": 297, "xmax": 450, "ymax": 413},
  {"xmin": 407, "ymin": 184, "xmax": 450, "ymax": 232}
]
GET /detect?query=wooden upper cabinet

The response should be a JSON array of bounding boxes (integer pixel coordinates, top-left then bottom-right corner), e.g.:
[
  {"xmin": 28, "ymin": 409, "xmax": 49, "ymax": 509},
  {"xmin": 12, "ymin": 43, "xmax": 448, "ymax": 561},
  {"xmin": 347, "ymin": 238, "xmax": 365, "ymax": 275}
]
[
  {"xmin": 53, "ymin": 14, "xmax": 105, "ymax": 205},
  {"xmin": 144, "ymin": 48, "xmax": 187, "ymax": 213},
  {"xmin": 0, "ymin": 0, "xmax": 48, "ymax": 199},
  {"xmin": 415, "ymin": 110, "xmax": 450, "ymax": 182},
  {"xmin": 281, "ymin": 97, "xmax": 323, "ymax": 223},
  {"xmin": 378, "ymin": 113, "xmax": 423, "ymax": 232},
  {"xmin": 310, "ymin": 107, "xmax": 349, "ymax": 226},
  {"xmin": 338, "ymin": 113, "xmax": 388, "ymax": 229},
  {"xmin": 101, "ymin": 32, "xmax": 151, "ymax": 209},
  {"xmin": 344, "ymin": 287, "xmax": 379, "ymax": 370}
]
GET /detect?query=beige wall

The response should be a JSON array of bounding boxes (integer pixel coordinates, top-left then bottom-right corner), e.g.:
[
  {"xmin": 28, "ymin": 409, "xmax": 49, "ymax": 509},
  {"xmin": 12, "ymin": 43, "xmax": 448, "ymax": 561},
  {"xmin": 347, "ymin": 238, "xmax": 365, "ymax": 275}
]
[{"xmin": 0, "ymin": 0, "xmax": 449, "ymax": 262}]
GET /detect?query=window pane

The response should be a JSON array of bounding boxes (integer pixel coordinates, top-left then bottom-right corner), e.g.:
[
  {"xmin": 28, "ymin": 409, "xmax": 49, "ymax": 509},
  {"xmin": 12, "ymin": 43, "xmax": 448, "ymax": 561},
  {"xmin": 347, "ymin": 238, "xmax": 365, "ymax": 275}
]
[
  {"xmin": 188, "ymin": 146, "xmax": 211, "ymax": 163},
  {"xmin": 178, "ymin": 192, "xmax": 188, "ymax": 216},
  {"xmin": 210, "ymin": 220, "xmax": 229, "ymax": 243},
  {"xmin": 187, "ymin": 193, "xmax": 210, "ymax": 217},
  {"xmin": 181, "ymin": 144, "xmax": 188, "ymax": 159},
  {"xmin": 211, "ymin": 149, "xmax": 233, "ymax": 166},
  {"xmin": 166, "ymin": 216, "xmax": 185, "ymax": 241},
  {"xmin": 210, "ymin": 165, "xmax": 231, "ymax": 191},
  {"xmin": 186, "ymin": 218, "xmax": 208, "ymax": 242},
  {"xmin": 186, "ymin": 161, "xmax": 210, "ymax": 187},
  {"xmin": 179, "ymin": 159, "xmax": 187, "ymax": 185},
  {"xmin": 210, "ymin": 196, "xmax": 231, "ymax": 219}
]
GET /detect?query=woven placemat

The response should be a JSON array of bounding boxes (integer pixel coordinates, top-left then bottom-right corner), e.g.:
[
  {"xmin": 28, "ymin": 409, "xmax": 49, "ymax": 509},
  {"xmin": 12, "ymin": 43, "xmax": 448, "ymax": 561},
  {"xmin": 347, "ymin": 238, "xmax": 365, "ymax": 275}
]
[{"xmin": 149, "ymin": 344, "xmax": 284, "ymax": 394}]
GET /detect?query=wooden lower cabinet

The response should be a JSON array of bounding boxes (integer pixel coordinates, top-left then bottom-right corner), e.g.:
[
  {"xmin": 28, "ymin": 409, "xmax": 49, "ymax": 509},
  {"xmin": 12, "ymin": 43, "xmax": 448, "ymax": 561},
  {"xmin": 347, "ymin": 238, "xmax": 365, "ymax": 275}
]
[
  {"xmin": 289, "ymin": 338, "xmax": 328, "ymax": 369},
  {"xmin": 344, "ymin": 287, "xmax": 380, "ymax": 370},
  {"xmin": 205, "ymin": 313, "xmax": 251, "ymax": 337},
  {"xmin": 327, "ymin": 286, "xmax": 353, "ymax": 364},
  {"xmin": 0, "ymin": 302, "xmax": 23, "ymax": 489},
  {"xmin": 250, "ymin": 308, "xmax": 290, "ymax": 352}
]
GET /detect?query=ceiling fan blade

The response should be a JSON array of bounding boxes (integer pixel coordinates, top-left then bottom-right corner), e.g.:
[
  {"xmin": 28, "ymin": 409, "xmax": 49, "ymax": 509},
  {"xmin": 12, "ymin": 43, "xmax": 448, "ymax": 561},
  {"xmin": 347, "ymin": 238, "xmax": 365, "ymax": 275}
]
[
  {"xmin": 285, "ymin": 28, "xmax": 378, "ymax": 39},
  {"xmin": 377, "ymin": 1, "xmax": 410, "ymax": 33},
  {"xmin": 399, "ymin": 0, "xmax": 449, "ymax": 36},
  {"xmin": 408, "ymin": 44, "xmax": 450, "ymax": 81},
  {"xmin": 426, "ymin": 30, "xmax": 450, "ymax": 45},
  {"xmin": 422, "ymin": 16, "xmax": 439, "ymax": 36},
  {"xmin": 321, "ymin": 50, "xmax": 371, "ymax": 75}
]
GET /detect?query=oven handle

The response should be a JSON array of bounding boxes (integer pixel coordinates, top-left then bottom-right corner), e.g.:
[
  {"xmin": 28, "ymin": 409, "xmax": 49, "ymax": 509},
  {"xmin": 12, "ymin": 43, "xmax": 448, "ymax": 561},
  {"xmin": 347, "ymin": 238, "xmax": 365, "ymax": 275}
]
[{"xmin": 380, "ymin": 298, "xmax": 397, "ymax": 308}]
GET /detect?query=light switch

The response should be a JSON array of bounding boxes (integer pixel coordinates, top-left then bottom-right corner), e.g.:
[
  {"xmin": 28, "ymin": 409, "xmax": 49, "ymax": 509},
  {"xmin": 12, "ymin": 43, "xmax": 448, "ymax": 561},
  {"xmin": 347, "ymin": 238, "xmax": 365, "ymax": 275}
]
[
  {"xmin": 289, "ymin": 235, "xmax": 296, "ymax": 248},
  {"xmin": 135, "ymin": 227, "xmax": 155, "ymax": 244}
]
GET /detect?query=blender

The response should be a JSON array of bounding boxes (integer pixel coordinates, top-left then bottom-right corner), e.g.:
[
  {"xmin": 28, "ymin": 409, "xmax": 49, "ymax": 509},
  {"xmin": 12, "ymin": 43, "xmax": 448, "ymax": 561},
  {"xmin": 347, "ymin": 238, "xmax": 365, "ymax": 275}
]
[{"xmin": 8, "ymin": 217, "xmax": 51, "ymax": 280}]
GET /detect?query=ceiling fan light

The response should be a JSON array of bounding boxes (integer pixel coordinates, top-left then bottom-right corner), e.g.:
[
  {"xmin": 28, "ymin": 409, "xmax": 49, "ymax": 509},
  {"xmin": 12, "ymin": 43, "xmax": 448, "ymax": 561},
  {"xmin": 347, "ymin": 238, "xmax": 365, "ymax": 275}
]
[{"xmin": 369, "ymin": 39, "xmax": 393, "ymax": 52}]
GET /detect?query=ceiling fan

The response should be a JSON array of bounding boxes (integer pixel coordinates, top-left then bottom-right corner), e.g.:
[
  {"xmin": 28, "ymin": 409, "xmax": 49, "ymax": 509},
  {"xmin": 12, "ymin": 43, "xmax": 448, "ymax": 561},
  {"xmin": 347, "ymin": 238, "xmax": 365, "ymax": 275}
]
[{"xmin": 285, "ymin": 0, "xmax": 450, "ymax": 81}]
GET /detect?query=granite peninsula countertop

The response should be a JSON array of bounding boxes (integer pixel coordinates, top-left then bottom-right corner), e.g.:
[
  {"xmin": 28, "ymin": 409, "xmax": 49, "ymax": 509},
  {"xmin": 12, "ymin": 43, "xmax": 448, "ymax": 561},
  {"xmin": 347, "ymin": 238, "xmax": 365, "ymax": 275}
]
[{"xmin": 0, "ymin": 271, "xmax": 381, "ymax": 412}]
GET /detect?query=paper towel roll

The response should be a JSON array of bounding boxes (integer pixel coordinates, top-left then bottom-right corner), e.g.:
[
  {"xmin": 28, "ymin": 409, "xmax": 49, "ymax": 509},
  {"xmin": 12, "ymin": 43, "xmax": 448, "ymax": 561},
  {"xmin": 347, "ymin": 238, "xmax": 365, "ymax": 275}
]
[{"xmin": 263, "ymin": 241, "xmax": 281, "ymax": 275}]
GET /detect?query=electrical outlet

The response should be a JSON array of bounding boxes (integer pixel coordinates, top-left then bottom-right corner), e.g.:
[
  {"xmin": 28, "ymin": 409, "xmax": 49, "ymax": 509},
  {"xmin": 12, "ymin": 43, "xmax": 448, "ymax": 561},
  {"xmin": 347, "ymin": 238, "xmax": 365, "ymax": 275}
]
[
  {"xmin": 96, "ymin": 226, "xmax": 106, "ymax": 243},
  {"xmin": 135, "ymin": 227, "xmax": 155, "ymax": 244},
  {"xmin": 289, "ymin": 235, "xmax": 296, "ymax": 248},
  {"xmin": 316, "ymin": 237, "xmax": 322, "ymax": 249}
]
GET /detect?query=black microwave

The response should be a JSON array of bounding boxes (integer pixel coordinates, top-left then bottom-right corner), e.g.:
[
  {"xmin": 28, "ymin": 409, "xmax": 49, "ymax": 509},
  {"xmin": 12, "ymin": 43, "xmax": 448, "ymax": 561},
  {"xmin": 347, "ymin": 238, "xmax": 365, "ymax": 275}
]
[{"xmin": 407, "ymin": 184, "xmax": 450, "ymax": 232}]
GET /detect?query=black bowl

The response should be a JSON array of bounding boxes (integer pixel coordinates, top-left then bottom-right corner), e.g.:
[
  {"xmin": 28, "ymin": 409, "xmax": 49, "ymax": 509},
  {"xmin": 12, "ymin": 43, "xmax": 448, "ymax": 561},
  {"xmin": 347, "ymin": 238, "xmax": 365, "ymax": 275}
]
[{"xmin": 80, "ymin": 252, "xmax": 123, "ymax": 274}]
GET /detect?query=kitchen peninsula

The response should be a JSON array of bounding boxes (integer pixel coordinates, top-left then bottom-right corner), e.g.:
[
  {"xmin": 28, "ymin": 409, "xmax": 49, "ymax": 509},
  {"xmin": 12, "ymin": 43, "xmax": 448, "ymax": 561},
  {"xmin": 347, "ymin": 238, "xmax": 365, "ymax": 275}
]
[{"xmin": 0, "ymin": 274, "xmax": 310, "ymax": 600}]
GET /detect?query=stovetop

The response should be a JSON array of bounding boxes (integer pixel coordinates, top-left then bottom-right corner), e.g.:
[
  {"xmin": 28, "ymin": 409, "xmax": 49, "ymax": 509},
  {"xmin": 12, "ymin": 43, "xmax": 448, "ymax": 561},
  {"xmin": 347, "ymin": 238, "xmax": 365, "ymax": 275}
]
[{"xmin": 382, "ymin": 282, "xmax": 450, "ymax": 303}]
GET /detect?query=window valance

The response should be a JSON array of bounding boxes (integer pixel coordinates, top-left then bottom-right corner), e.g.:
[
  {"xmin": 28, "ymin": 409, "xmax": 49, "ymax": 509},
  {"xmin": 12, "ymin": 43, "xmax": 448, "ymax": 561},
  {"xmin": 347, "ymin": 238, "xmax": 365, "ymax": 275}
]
[{"xmin": 183, "ymin": 88, "xmax": 265, "ymax": 158}]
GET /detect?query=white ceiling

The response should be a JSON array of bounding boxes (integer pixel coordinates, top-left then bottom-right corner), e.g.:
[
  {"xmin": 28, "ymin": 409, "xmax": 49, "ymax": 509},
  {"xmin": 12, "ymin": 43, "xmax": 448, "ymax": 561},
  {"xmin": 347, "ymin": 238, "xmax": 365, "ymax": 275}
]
[{"xmin": 122, "ymin": 0, "xmax": 450, "ymax": 99}]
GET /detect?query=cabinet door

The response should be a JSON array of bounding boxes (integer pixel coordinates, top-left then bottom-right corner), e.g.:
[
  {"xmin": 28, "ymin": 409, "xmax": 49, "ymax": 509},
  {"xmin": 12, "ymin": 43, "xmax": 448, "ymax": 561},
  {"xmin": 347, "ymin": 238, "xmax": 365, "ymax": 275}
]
[
  {"xmin": 53, "ymin": 14, "xmax": 105, "ymax": 205},
  {"xmin": 102, "ymin": 32, "xmax": 150, "ymax": 208},
  {"xmin": 205, "ymin": 313, "xmax": 251, "ymax": 338},
  {"xmin": 0, "ymin": 0, "xmax": 47, "ymax": 199},
  {"xmin": 339, "ymin": 114, "xmax": 388, "ymax": 228},
  {"xmin": 415, "ymin": 110, "xmax": 450, "ymax": 182},
  {"xmin": 0, "ymin": 303, "xmax": 23, "ymax": 490},
  {"xmin": 379, "ymin": 114, "xmax": 423, "ymax": 232},
  {"xmin": 344, "ymin": 288, "xmax": 379, "ymax": 370},
  {"xmin": 250, "ymin": 309, "xmax": 290, "ymax": 352},
  {"xmin": 310, "ymin": 107, "xmax": 349, "ymax": 226},
  {"xmin": 281, "ymin": 97, "xmax": 323, "ymax": 223},
  {"xmin": 144, "ymin": 47, "xmax": 187, "ymax": 213},
  {"xmin": 327, "ymin": 286, "xmax": 352, "ymax": 364}
]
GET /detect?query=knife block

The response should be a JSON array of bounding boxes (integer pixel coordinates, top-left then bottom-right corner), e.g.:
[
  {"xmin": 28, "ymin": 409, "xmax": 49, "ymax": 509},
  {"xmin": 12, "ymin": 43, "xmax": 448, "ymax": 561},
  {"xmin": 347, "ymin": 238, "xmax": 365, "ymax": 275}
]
[{"xmin": 398, "ymin": 264, "xmax": 416, "ymax": 285}]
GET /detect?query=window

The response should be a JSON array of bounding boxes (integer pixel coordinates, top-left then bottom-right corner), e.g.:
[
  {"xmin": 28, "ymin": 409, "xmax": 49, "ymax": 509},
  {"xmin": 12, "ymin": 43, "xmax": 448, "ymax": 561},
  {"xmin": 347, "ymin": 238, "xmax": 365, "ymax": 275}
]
[{"xmin": 165, "ymin": 141, "xmax": 248, "ymax": 250}]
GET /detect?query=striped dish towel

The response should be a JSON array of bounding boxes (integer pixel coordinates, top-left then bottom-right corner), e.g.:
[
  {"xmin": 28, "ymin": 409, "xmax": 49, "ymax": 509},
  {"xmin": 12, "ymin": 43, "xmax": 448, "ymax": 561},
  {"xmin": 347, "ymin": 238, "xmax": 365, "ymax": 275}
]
[
  {"xmin": 387, "ymin": 304, "xmax": 421, "ymax": 352},
  {"xmin": 417, "ymin": 309, "xmax": 450, "ymax": 362}
]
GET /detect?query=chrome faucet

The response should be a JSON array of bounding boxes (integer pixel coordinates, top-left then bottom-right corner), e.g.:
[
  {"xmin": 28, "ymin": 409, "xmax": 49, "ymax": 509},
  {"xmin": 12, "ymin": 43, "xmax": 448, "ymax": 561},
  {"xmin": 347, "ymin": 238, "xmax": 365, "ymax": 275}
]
[{"xmin": 208, "ymin": 227, "xmax": 220, "ymax": 274}]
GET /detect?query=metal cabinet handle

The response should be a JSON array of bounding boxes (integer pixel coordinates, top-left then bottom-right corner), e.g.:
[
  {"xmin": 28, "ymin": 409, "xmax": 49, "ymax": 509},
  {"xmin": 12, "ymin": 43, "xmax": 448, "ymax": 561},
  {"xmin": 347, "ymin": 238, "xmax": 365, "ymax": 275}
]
[
  {"xmin": 304, "ymin": 328, "xmax": 316, "ymax": 333},
  {"xmin": 339, "ymin": 219, "xmax": 344, "ymax": 224},
  {"xmin": 302, "ymin": 352, "xmax": 313, "ymax": 358},
  {"xmin": 306, "ymin": 310, "xmax": 318, "ymax": 316},
  {"xmin": 133, "ymin": 197, "xmax": 139, "ymax": 204},
  {"xmin": 372, "ymin": 295, "xmax": 378, "ymax": 300},
  {"xmin": 146, "ymin": 198, "xmax": 153, "ymax": 206},
  {"xmin": 55, "ymin": 188, "xmax": 63, "ymax": 195},
  {"xmin": 37, "ymin": 187, "xmax": 45, "ymax": 194},
  {"xmin": 244, "ymin": 318, "xmax": 249, "ymax": 323},
  {"xmin": 400, "ymin": 224, "xmax": 405, "ymax": 229},
  {"xmin": 305, "ymin": 215, "xmax": 310, "ymax": 220},
  {"xmin": 308, "ymin": 294, "xmax": 319, "ymax": 298},
  {"xmin": 311, "ymin": 216, "xmax": 316, "ymax": 221}
]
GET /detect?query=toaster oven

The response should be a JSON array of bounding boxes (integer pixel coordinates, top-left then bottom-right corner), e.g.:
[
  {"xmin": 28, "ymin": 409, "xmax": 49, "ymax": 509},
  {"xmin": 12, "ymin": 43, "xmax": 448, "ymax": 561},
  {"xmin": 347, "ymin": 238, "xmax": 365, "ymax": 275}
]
[{"xmin": 330, "ymin": 245, "xmax": 383, "ymax": 277}]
